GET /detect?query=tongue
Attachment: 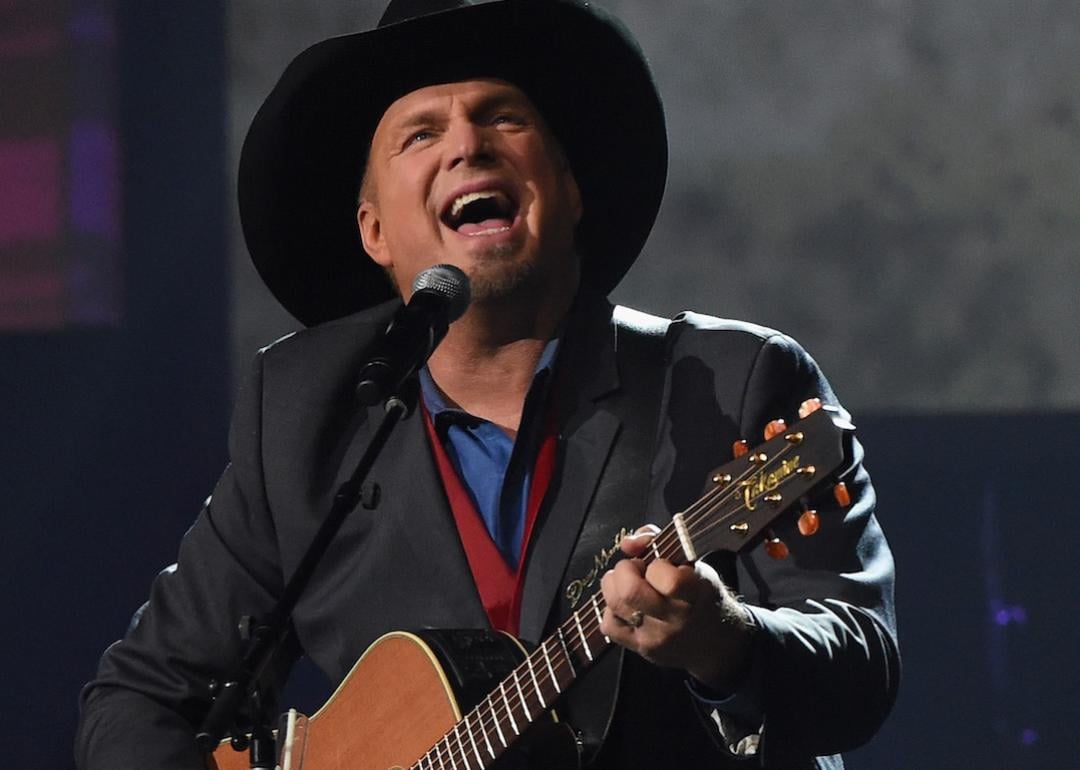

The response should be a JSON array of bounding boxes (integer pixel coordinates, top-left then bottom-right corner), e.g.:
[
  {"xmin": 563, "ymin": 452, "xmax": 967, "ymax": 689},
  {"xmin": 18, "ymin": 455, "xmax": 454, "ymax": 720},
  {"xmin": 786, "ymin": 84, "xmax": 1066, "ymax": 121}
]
[{"xmin": 457, "ymin": 217, "xmax": 513, "ymax": 235}]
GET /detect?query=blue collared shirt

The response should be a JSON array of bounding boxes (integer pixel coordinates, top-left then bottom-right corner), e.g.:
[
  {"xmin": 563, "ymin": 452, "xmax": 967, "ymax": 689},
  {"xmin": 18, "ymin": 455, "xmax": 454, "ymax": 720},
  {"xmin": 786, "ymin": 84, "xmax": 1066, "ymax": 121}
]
[{"xmin": 419, "ymin": 339, "xmax": 559, "ymax": 567}]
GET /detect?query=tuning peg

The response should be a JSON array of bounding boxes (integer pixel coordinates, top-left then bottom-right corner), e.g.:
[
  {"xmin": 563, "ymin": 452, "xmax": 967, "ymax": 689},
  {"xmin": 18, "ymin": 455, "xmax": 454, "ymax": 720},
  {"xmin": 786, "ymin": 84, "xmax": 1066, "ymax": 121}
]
[
  {"xmin": 732, "ymin": 439, "xmax": 749, "ymax": 458},
  {"xmin": 833, "ymin": 482, "xmax": 851, "ymax": 508},
  {"xmin": 764, "ymin": 532, "xmax": 789, "ymax": 560},
  {"xmin": 798, "ymin": 398, "xmax": 823, "ymax": 419},
  {"xmin": 764, "ymin": 419, "xmax": 787, "ymax": 440},
  {"xmin": 798, "ymin": 507, "xmax": 820, "ymax": 536}
]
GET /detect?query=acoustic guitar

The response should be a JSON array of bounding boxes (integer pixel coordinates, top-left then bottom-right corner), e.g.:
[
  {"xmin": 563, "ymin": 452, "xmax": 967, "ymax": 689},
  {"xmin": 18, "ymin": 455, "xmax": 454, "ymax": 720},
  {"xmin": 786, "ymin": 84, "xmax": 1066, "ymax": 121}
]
[{"xmin": 211, "ymin": 401, "xmax": 853, "ymax": 770}]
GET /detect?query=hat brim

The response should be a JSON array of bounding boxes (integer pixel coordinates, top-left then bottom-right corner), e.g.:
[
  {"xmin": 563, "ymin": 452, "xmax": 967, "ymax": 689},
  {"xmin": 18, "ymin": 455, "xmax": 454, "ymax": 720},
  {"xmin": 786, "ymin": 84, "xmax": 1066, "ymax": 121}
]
[{"xmin": 238, "ymin": 0, "xmax": 667, "ymax": 326}]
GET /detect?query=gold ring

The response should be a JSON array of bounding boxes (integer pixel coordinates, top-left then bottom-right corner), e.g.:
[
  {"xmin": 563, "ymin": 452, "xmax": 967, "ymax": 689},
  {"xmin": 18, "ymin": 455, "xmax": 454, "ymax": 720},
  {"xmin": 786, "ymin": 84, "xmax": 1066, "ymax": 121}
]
[{"xmin": 628, "ymin": 610, "xmax": 645, "ymax": 628}]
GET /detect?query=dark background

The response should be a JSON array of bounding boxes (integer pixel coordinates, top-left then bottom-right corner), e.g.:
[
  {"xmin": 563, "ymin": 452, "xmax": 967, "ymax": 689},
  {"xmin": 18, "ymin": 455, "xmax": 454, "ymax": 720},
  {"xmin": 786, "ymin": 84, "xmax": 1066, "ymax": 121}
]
[
  {"xmin": 3, "ymin": 2, "xmax": 1078, "ymax": 768},
  {"xmin": 1, "ymin": 2, "xmax": 231, "ymax": 765}
]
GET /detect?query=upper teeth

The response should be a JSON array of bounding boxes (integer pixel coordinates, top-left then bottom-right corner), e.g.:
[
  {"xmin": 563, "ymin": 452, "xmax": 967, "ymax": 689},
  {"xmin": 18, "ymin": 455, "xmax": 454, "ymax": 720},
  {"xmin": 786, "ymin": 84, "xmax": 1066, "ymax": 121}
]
[{"xmin": 450, "ymin": 190, "xmax": 502, "ymax": 220}]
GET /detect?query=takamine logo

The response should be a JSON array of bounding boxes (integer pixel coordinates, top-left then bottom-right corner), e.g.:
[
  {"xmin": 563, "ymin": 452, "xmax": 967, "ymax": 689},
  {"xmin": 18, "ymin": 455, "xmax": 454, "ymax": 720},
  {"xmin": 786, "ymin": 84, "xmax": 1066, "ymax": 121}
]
[{"xmin": 742, "ymin": 456, "xmax": 801, "ymax": 510}]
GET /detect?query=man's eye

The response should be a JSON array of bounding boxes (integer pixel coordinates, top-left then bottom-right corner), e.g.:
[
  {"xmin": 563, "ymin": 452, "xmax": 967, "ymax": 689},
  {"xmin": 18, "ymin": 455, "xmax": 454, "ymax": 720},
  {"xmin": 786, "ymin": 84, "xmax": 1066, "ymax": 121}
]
[
  {"xmin": 406, "ymin": 130, "xmax": 433, "ymax": 147},
  {"xmin": 493, "ymin": 113, "xmax": 524, "ymax": 126}
]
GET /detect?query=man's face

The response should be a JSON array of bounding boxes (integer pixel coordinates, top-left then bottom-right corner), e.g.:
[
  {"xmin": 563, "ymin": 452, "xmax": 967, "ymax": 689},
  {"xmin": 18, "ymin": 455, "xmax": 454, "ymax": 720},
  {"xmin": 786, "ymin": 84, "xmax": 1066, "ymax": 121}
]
[{"xmin": 357, "ymin": 79, "xmax": 583, "ymax": 304}]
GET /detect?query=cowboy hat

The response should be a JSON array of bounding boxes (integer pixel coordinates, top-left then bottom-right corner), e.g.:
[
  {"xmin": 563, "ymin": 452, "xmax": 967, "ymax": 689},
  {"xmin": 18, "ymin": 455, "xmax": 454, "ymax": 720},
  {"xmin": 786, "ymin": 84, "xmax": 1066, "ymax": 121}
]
[{"xmin": 238, "ymin": 0, "xmax": 667, "ymax": 326}]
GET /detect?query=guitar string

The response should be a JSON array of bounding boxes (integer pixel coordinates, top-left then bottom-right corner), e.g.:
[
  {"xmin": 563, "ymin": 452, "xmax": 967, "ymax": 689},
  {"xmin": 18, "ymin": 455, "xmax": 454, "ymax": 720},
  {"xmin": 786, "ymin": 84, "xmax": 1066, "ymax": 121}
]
[{"xmin": 415, "ymin": 442, "xmax": 811, "ymax": 769}]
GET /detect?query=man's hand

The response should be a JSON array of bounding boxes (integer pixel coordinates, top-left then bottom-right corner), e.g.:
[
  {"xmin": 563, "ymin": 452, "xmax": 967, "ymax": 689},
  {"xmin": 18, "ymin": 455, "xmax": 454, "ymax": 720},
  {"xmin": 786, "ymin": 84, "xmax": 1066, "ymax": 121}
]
[{"xmin": 599, "ymin": 525, "xmax": 756, "ymax": 693}]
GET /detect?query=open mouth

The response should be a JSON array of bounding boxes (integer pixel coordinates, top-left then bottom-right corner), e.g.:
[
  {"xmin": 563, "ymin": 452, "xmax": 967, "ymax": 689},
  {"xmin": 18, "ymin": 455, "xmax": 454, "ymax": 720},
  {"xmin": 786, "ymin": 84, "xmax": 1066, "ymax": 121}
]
[{"xmin": 441, "ymin": 189, "xmax": 518, "ymax": 236}]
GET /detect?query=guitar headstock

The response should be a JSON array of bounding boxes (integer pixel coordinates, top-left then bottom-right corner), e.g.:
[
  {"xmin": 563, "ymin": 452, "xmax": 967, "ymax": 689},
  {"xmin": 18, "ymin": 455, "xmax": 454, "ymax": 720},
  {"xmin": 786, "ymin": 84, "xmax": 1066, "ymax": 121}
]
[{"xmin": 685, "ymin": 401, "xmax": 854, "ymax": 560}]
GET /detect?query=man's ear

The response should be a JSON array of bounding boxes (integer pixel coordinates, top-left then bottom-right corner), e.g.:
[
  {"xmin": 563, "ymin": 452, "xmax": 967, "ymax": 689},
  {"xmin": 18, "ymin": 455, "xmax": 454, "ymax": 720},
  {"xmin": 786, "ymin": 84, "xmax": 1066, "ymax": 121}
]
[{"xmin": 357, "ymin": 199, "xmax": 391, "ymax": 267}]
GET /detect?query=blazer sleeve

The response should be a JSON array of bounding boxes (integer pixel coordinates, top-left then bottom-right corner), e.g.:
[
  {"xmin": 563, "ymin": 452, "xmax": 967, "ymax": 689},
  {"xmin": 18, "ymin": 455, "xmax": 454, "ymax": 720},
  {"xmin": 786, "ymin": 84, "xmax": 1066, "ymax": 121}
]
[
  {"xmin": 738, "ymin": 333, "xmax": 898, "ymax": 764},
  {"xmin": 75, "ymin": 350, "xmax": 298, "ymax": 770},
  {"xmin": 650, "ymin": 317, "xmax": 899, "ymax": 767}
]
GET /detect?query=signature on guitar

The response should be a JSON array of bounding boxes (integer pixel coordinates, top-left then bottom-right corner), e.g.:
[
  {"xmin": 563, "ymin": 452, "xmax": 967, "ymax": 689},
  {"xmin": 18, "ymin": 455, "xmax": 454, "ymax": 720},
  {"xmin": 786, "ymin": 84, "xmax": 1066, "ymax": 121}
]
[{"xmin": 564, "ymin": 527, "xmax": 631, "ymax": 609}]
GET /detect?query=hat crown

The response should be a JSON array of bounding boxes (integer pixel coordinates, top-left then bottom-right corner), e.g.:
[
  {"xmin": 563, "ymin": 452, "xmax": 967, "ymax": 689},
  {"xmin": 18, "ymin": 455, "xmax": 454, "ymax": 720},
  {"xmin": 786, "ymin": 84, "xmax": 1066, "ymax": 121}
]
[{"xmin": 379, "ymin": 0, "xmax": 487, "ymax": 27}]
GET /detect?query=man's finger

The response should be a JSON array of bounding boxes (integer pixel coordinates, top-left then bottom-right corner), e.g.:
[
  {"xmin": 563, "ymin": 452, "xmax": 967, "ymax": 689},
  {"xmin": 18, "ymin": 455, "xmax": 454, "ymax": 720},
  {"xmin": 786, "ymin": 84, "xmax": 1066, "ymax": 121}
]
[
  {"xmin": 619, "ymin": 524, "xmax": 661, "ymax": 557},
  {"xmin": 602, "ymin": 558, "xmax": 670, "ymax": 630},
  {"xmin": 644, "ymin": 560, "xmax": 705, "ymax": 601}
]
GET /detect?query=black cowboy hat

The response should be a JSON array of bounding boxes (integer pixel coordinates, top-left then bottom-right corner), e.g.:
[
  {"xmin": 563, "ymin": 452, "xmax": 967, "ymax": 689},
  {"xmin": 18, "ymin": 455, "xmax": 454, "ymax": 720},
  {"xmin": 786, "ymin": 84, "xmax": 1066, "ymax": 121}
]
[{"xmin": 238, "ymin": 0, "xmax": 668, "ymax": 326}]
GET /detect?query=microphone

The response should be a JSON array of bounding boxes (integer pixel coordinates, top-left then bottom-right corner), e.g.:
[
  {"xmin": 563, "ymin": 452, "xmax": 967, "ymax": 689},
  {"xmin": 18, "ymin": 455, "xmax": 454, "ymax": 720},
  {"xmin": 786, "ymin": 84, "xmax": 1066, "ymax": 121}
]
[{"xmin": 355, "ymin": 264, "xmax": 470, "ymax": 405}]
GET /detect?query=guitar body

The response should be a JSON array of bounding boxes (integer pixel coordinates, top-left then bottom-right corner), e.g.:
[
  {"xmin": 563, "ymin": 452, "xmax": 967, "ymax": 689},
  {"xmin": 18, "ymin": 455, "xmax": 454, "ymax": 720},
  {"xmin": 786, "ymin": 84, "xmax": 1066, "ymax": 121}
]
[{"xmin": 210, "ymin": 629, "xmax": 580, "ymax": 770}]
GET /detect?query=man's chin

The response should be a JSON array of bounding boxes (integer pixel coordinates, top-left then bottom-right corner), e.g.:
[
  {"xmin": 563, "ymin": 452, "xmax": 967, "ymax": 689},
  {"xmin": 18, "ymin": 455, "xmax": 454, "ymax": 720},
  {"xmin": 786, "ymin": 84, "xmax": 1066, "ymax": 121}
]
[
  {"xmin": 468, "ymin": 261, "xmax": 539, "ymax": 303},
  {"xmin": 459, "ymin": 241, "xmax": 577, "ymax": 306}
]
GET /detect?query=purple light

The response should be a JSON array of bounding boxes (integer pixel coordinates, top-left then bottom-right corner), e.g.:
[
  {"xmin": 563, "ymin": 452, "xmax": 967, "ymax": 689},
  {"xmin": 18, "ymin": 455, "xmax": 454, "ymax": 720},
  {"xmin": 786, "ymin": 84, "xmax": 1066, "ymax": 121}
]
[
  {"xmin": 69, "ymin": 119, "xmax": 119, "ymax": 241},
  {"xmin": 1020, "ymin": 728, "xmax": 1038, "ymax": 746},
  {"xmin": 991, "ymin": 603, "xmax": 1029, "ymax": 627},
  {"xmin": 0, "ymin": 0, "xmax": 121, "ymax": 329}
]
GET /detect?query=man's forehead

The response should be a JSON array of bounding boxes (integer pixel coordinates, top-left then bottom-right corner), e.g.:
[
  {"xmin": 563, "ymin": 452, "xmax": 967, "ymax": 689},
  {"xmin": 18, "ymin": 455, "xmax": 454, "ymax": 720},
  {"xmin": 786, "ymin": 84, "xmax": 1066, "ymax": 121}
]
[{"xmin": 375, "ymin": 78, "xmax": 540, "ymax": 130}]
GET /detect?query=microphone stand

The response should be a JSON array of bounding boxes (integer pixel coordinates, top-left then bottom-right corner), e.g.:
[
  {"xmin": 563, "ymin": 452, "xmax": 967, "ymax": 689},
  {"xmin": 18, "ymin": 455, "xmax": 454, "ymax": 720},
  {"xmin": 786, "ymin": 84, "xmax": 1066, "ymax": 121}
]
[{"xmin": 195, "ymin": 385, "xmax": 417, "ymax": 767}]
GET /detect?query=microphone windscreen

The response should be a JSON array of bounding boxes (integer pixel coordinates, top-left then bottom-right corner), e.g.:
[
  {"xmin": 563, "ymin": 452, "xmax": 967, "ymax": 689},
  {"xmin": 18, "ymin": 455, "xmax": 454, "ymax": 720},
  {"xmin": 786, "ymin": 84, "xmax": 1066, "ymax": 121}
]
[{"xmin": 411, "ymin": 264, "xmax": 471, "ymax": 321}]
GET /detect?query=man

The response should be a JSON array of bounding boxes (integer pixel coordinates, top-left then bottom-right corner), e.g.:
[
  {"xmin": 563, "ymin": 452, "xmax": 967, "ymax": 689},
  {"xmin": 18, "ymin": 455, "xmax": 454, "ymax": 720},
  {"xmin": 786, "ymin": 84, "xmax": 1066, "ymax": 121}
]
[{"xmin": 77, "ymin": 1, "xmax": 898, "ymax": 768}]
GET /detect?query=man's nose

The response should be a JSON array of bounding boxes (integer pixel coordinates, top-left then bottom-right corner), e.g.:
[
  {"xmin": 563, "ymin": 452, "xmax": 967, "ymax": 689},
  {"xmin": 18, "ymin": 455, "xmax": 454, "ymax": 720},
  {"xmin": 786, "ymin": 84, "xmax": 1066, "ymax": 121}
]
[{"xmin": 446, "ymin": 120, "xmax": 495, "ymax": 169}]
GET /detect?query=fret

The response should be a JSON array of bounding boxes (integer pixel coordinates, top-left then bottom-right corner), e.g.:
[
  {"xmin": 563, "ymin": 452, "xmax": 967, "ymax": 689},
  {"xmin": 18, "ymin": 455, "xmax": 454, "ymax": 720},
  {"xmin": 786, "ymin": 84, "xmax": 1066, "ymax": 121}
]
[
  {"xmin": 454, "ymin": 723, "xmax": 471, "ymax": 770},
  {"xmin": 573, "ymin": 611, "xmax": 594, "ymax": 661},
  {"xmin": 487, "ymin": 692, "xmax": 508, "ymax": 748},
  {"xmin": 436, "ymin": 736, "xmax": 452, "ymax": 770},
  {"xmin": 477, "ymin": 706, "xmax": 496, "ymax": 759},
  {"xmin": 464, "ymin": 712, "xmax": 484, "ymax": 768},
  {"xmin": 525, "ymin": 654, "xmax": 547, "ymax": 708},
  {"xmin": 590, "ymin": 593, "xmax": 610, "ymax": 643},
  {"xmin": 512, "ymin": 668, "xmax": 531, "ymax": 721},
  {"xmin": 556, "ymin": 625, "xmax": 577, "ymax": 678},
  {"xmin": 540, "ymin": 639, "xmax": 561, "ymax": 694},
  {"xmin": 650, "ymin": 532, "xmax": 672, "ymax": 563},
  {"xmin": 499, "ymin": 681, "xmax": 520, "ymax": 735}
]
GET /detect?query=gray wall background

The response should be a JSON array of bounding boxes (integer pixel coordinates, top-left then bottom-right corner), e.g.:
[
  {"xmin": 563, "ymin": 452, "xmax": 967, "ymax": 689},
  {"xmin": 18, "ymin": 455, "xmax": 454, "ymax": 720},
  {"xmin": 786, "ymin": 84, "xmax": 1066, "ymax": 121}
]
[{"xmin": 228, "ymin": 0, "xmax": 1080, "ymax": 413}]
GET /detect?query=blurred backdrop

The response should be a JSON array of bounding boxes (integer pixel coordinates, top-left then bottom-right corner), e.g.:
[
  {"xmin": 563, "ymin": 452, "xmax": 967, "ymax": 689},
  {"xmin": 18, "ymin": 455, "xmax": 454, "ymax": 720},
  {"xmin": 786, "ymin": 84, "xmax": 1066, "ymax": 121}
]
[{"xmin": 3, "ymin": 1, "xmax": 1078, "ymax": 767}]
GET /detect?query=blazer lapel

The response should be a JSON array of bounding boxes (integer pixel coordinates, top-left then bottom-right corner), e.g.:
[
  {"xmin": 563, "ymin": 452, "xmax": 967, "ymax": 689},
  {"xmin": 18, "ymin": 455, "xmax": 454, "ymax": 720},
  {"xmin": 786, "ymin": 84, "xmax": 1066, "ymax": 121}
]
[
  {"xmin": 518, "ymin": 297, "xmax": 622, "ymax": 642},
  {"xmin": 335, "ymin": 398, "xmax": 490, "ymax": 628}
]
